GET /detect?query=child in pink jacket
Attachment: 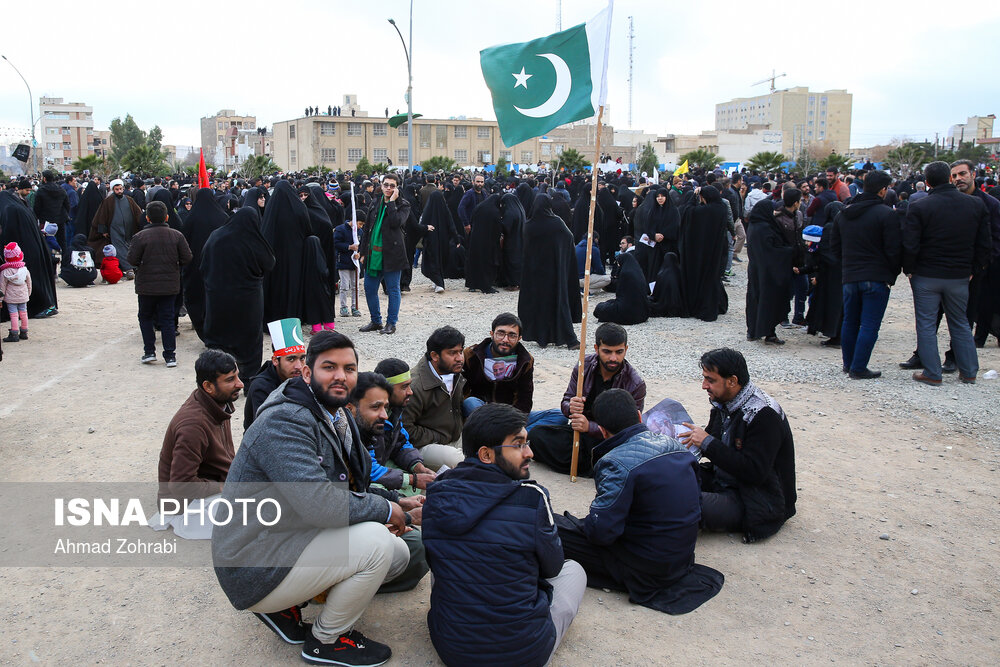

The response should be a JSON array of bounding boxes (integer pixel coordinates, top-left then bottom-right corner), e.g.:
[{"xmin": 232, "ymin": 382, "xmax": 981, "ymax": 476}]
[{"xmin": 1, "ymin": 242, "xmax": 32, "ymax": 342}]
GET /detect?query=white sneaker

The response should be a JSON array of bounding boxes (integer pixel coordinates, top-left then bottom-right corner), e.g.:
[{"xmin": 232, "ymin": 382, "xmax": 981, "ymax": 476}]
[
  {"xmin": 434, "ymin": 285, "xmax": 445, "ymax": 293},
  {"xmin": 141, "ymin": 353, "xmax": 156, "ymax": 364}
]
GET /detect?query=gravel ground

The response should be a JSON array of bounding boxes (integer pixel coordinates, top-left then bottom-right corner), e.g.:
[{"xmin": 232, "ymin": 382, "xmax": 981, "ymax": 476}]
[{"xmin": 1, "ymin": 260, "xmax": 997, "ymax": 665}]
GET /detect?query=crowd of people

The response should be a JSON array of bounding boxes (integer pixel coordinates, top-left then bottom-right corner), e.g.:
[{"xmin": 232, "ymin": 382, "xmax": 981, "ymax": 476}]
[{"xmin": 2, "ymin": 153, "xmax": 997, "ymax": 664}]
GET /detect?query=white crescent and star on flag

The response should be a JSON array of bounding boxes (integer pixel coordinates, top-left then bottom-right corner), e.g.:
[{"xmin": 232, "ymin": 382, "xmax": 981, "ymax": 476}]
[{"xmin": 510, "ymin": 53, "xmax": 571, "ymax": 119}]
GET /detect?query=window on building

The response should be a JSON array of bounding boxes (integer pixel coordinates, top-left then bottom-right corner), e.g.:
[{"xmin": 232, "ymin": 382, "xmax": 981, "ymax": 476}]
[
  {"xmin": 348, "ymin": 123, "xmax": 362, "ymax": 136},
  {"xmin": 555, "ymin": 144, "xmax": 564, "ymax": 153},
  {"xmin": 321, "ymin": 148, "xmax": 336, "ymax": 162},
  {"xmin": 454, "ymin": 149, "xmax": 468, "ymax": 162},
  {"xmin": 102, "ymin": 139, "xmax": 107, "ymax": 145},
  {"xmin": 217, "ymin": 121, "xmax": 223, "ymax": 129},
  {"xmin": 290, "ymin": 149, "xmax": 296, "ymax": 165},
  {"xmin": 477, "ymin": 150, "xmax": 488, "ymax": 163},
  {"xmin": 63, "ymin": 157, "xmax": 72, "ymax": 165},
  {"xmin": 501, "ymin": 150, "xmax": 512, "ymax": 162},
  {"xmin": 63, "ymin": 143, "xmax": 72, "ymax": 150},
  {"xmin": 289, "ymin": 124, "xmax": 296, "ymax": 138},
  {"xmin": 398, "ymin": 124, "xmax": 408, "ymax": 137},
  {"xmin": 373, "ymin": 148, "xmax": 388, "ymax": 162},
  {"xmin": 541, "ymin": 144, "xmax": 551, "ymax": 156},
  {"xmin": 436, "ymin": 125, "xmax": 448, "ymax": 149},
  {"xmin": 46, "ymin": 128, "xmax": 58, "ymax": 135},
  {"xmin": 348, "ymin": 148, "xmax": 363, "ymax": 163},
  {"xmin": 373, "ymin": 124, "xmax": 387, "ymax": 137},
  {"xmin": 218, "ymin": 135, "xmax": 223, "ymax": 143},
  {"xmin": 61, "ymin": 127, "xmax": 70, "ymax": 135},
  {"xmin": 249, "ymin": 122, "xmax": 255, "ymax": 129},
  {"xmin": 419, "ymin": 125, "xmax": 431, "ymax": 148},
  {"xmin": 320, "ymin": 122, "xmax": 335, "ymax": 136},
  {"xmin": 398, "ymin": 149, "xmax": 408, "ymax": 164},
  {"xmin": 454, "ymin": 126, "xmax": 467, "ymax": 138},
  {"xmin": 477, "ymin": 126, "xmax": 490, "ymax": 139},
  {"xmin": 237, "ymin": 122, "xmax": 243, "ymax": 128}
]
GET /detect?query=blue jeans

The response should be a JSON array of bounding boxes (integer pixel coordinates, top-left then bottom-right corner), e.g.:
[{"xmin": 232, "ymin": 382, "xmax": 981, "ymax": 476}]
[
  {"xmin": 911, "ymin": 275, "xmax": 978, "ymax": 380},
  {"xmin": 841, "ymin": 281, "xmax": 890, "ymax": 372},
  {"xmin": 363, "ymin": 269, "xmax": 401, "ymax": 326},
  {"xmin": 462, "ymin": 399, "xmax": 567, "ymax": 431}
]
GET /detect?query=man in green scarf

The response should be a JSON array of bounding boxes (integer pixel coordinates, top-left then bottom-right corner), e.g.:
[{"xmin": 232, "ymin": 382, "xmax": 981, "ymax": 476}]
[{"xmin": 358, "ymin": 173, "xmax": 411, "ymax": 335}]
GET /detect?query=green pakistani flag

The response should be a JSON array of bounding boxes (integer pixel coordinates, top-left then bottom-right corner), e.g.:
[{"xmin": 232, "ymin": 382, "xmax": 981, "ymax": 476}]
[{"xmin": 480, "ymin": 1, "xmax": 613, "ymax": 148}]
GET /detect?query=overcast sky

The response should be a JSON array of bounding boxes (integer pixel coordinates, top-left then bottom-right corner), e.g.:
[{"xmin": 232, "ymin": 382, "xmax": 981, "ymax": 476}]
[{"xmin": 2, "ymin": 0, "xmax": 998, "ymax": 151}]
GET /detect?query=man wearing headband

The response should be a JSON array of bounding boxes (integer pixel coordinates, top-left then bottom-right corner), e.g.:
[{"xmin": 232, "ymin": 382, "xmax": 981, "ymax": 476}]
[
  {"xmin": 243, "ymin": 319, "xmax": 307, "ymax": 430},
  {"xmin": 371, "ymin": 358, "xmax": 438, "ymax": 490}
]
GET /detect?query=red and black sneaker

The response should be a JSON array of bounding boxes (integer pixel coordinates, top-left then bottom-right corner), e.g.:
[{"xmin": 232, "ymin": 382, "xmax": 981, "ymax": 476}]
[
  {"xmin": 300, "ymin": 629, "xmax": 391, "ymax": 666},
  {"xmin": 253, "ymin": 605, "xmax": 311, "ymax": 644}
]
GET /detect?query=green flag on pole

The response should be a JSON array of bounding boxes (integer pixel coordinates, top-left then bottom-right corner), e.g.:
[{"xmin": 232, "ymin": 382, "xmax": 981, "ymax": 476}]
[{"xmin": 480, "ymin": 1, "xmax": 613, "ymax": 148}]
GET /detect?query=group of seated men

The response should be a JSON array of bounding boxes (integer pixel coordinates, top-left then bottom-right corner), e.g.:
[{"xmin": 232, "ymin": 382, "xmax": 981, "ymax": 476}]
[{"xmin": 156, "ymin": 315, "xmax": 796, "ymax": 666}]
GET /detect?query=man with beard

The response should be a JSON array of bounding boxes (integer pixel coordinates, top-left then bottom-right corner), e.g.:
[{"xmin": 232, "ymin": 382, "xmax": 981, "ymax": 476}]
[
  {"xmin": 902, "ymin": 161, "xmax": 990, "ymax": 385},
  {"xmin": 402, "ymin": 326, "xmax": 467, "ymax": 469},
  {"xmin": 422, "ymin": 403, "xmax": 586, "ymax": 667},
  {"xmin": 212, "ymin": 332, "xmax": 411, "ymax": 665},
  {"xmin": 461, "ymin": 312, "xmax": 535, "ymax": 417},
  {"xmin": 529, "ymin": 323, "xmax": 647, "ymax": 477},
  {"xmin": 347, "ymin": 372, "xmax": 430, "ymax": 594},
  {"xmin": 89, "ymin": 178, "xmax": 143, "ymax": 280},
  {"xmin": 371, "ymin": 358, "xmax": 438, "ymax": 490},
  {"xmin": 158, "ymin": 349, "xmax": 242, "ymax": 504},
  {"xmin": 680, "ymin": 348, "xmax": 797, "ymax": 542},
  {"xmin": 457, "ymin": 173, "xmax": 486, "ymax": 235},
  {"xmin": 952, "ymin": 160, "xmax": 1000, "ymax": 349},
  {"xmin": 555, "ymin": 389, "xmax": 724, "ymax": 614},
  {"xmin": 243, "ymin": 319, "xmax": 307, "ymax": 431},
  {"xmin": 745, "ymin": 190, "xmax": 801, "ymax": 344}
]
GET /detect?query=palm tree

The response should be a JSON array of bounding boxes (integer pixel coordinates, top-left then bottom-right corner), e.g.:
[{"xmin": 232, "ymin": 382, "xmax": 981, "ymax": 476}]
[
  {"xmin": 679, "ymin": 148, "xmax": 723, "ymax": 170},
  {"xmin": 120, "ymin": 144, "xmax": 168, "ymax": 175},
  {"xmin": 238, "ymin": 155, "xmax": 281, "ymax": 181},
  {"xmin": 72, "ymin": 154, "xmax": 101, "ymax": 174},
  {"xmin": 745, "ymin": 151, "xmax": 786, "ymax": 174},
  {"xmin": 818, "ymin": 152, "xmax": 854, "ymax": 173},
  {"xmin": 554, "ymin": 147, "xmax": 590, "ymax": 173}
]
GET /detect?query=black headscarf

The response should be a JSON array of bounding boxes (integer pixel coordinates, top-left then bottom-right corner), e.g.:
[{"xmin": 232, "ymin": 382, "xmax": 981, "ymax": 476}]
[
  {"xmin": 515, "ymin": 182, "xmax": 535, "ymax": 216},
  {"xmin": 201, "ymin": 207, "xmax": 276, "ymax": 385},
  {"xmin": 420, "ymin": 190, "xmax": 460, "ymax": 288},
  {"xmin": 150, "ymin": 188, "xmax": 181, "ymax": 230},
  {"xmin": 594, "ymin": 251, "xmax": 650, "ymax": 325},
  {"xmin": 75, "ymin": 181, "xmax": 105, "ymax": 240},
  {"xmin": 261, "ymin": 180, "xmax": 313, "ymax": 323},
  {"xmin": 182, "ymin": 188, "xmax": 229, "ymax": 339},
  {"xmin": 464, "ymin": 194, "xmax": 503, "ymax": 292},
  {"xmin": 241, "ymin": 187, "xmax": 267, "ymax": 218},
  {"xmin": 518, "ymin": 194, "xmax": 582, "ymax": 347},
  {"xmin": 300, "ymin": 184, "xmax": 338, "ymax": 298},
  {"xmin": 498, "ymin": 193, "xmax": 525, "ymax": 287},
  {"xmin": 0, "ymin": 191, "xmax": 58, "ymax": 318}
]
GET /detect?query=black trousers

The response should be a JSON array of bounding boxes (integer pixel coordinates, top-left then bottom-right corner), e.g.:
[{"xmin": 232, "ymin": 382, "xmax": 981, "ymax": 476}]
[
  {"xmin": 554, "ymin": 514, "xmax": 626, "ymax": 591},
  {"xmin": 699, "ymin": 490, "xmax": 743, "ymax": 532},
  {"xmin": 527, "ymin": 424, "xmax": 599, "ymax": 477},
  {"xmin": 138, "ymin": 294, "xmax": 177, "ymax": 357}
]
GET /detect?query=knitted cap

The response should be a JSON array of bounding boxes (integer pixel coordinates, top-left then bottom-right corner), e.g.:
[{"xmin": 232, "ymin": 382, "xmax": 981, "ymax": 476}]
[
  {"xmin": 43, "ymin": 222, "xmax": 58, "ymax": 235},
  {"xmin": 3, "ymin": 242, "xmax": 23, "ymax": 262},
  {"xmin": 102, "ymin": 244, "xmax": 117, "ymax": 257}
]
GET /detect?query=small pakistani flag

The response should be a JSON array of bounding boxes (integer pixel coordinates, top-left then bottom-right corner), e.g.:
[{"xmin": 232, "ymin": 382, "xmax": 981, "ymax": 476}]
[
  {"xmin": 480, "ymin": 1, "xmax": 613, "ymax": 148},
  {"xmin": 268, "ymin": 318, "xmax": 305, "ymax": 356}
]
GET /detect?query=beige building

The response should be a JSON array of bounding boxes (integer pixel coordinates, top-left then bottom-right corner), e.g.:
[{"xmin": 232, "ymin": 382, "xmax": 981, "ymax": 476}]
[
  {"xmin": 200, "ymin": 109, "xmax": 257, "ymax": 167},
  {"xmin": 39, "ymin": 97, "xmax": 95, "ymax": 172},
  {"xmin": 270, "ymin": 112, "xmax": 541, "ymax": 172},
  {"xmin": 715, "ymin": 87, "xmax": 853, "ymax": 155},
  {"xmin": 92, "ymin": 130, "xmax": 112, "ymax": 160},
  {"xmin": 947, "ymin": 114, "xmax": 995, "ymax": 147}
]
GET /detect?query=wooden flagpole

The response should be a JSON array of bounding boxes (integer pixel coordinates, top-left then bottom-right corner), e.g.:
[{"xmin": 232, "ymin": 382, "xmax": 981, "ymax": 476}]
[{"xmin": 569, "ymin": 104, "xmax": 605, "ymax": 482}]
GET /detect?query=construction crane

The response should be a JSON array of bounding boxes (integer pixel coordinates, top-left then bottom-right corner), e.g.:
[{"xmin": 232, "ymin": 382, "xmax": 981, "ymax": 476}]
[{"xmin": 752, "ymin": 70, "xmax": 787, "ymax": 93}]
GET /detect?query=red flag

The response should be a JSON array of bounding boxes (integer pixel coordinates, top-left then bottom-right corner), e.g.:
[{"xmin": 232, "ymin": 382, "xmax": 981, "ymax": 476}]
[{"xmin": 198, "ymin": 149, "xmax": 210, "ymax": 189}]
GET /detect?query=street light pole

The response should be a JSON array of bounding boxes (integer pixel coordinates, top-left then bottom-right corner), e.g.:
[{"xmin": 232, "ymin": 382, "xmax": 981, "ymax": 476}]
[
  {"xmin": 2, "ymin": 54, "xmax": 38, "ymax": 175},
  {"xmin": 388, "ymin": 3, "xmax": 414, "ymax": 176}
]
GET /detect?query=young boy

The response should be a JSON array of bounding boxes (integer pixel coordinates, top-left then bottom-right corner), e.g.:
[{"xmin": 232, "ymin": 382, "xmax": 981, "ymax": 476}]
[{"xmin": 333, "ymin": 212, "xmax": 364, "ymax": 317}]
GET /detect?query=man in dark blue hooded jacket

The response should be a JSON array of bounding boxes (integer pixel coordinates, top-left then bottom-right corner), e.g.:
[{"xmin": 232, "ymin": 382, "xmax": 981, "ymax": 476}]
[{"xmin": 422, "ymin": 403, "xmax": 585, "ymax": 667}]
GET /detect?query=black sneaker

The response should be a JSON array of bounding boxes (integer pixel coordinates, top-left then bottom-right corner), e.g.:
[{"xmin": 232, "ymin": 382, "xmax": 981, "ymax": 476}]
[
  {"xmin": 301, "ymin": 630, "xmax": 391, "ymax": 666},
  {"xmin": 141, "ymin": 353, "xmax": 156, "ymax": 364},
  {"xmin": 899, "ymin": 354, "xmax": 921, "ymax": 369},
  {"xmin": 253, "ymin": 606, "xmax": 311, "ymax": 644}
]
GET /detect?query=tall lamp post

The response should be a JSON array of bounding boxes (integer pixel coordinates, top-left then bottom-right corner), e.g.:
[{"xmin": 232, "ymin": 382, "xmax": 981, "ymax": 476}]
[
  {"xmin": 2, "ymin": 54, "xmax": 38, "ymax": 176},
  {"xmin": 388, "ymin": 4, "xmax": 413, "ymax": 175}
]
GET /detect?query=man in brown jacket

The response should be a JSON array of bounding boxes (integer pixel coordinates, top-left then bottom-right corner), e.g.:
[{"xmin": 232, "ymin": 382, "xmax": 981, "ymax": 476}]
[
  {"xmin": 158, "ymin": 349, "xmax": 243, "ymax": 503},
  {"xmin": 127, "ymin": 201, "xmax": 192, "ymax": 366}
]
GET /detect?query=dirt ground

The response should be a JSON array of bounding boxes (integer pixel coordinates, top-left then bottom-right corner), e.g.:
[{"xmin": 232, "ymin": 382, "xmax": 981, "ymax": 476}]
[{"xmin": 1, "ymin": 267, "xmax": 998, "ymax": 666}]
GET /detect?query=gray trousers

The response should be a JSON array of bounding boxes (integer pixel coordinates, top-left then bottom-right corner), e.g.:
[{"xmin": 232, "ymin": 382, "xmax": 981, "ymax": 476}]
[
  {"xmin": 546, "ymin": 559, "xmax": 587, "ymax": 663},
  {"xmin": 911, "ymin": 275, "xmax": 978, "ymax": 380},
  {"xmin": 249, "ymin": 522, "xmax": 409, "ymax": 642}
]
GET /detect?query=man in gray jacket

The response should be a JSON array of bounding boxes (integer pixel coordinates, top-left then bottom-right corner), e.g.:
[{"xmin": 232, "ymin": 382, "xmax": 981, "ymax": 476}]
[{"xmin": 213, "ymin": 331, "xmax": 412, "ymax": 666}]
